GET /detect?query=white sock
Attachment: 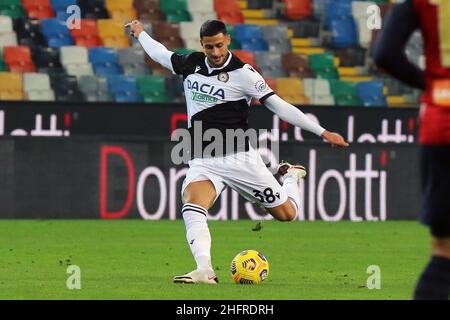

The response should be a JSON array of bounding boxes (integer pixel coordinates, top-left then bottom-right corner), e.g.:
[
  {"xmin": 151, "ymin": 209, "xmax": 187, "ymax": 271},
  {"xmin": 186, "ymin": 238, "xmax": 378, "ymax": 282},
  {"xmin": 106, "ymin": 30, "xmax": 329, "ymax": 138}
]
[
  {"xmin": 281, "ymin": 175, "xmax": 300, "ymax": 218},
  {"xmin": 182, "ymin": 203, "xmax": 213, "ymax": 272}
]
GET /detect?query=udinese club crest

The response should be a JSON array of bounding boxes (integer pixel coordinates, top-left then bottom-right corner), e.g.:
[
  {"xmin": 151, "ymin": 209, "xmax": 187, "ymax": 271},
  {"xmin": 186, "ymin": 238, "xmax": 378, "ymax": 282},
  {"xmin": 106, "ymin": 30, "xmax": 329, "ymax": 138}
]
[{"xmin": 218, "ymin": 72, "xmax": 229, "ymax": 83}]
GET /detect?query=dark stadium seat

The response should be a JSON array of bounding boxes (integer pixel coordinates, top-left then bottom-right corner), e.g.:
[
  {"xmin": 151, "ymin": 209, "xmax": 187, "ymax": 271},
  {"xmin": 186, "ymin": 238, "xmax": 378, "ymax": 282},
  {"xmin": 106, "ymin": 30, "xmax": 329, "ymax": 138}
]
[
  {"xmin": 50, "ymin": 74, "xmax": 85, "ymax": 102},
  {"xmin": 77, "ymin": 0, "xmax": 109, "ymax": 19},
  {"xmin": 291, "ymin": 19, "xmax": 321, "ymax": 38},
  {"xmin": 32, "ymin": 46, "xmax": 64, "ymax": 74},
  {"xmin": 246, "ymin": 0, "xmax": 273, "ymax": 10},
  {"xmin": 334, "ymin": 48, "xmax": 367, "ymax": 67},
  {"xmin": 13, "ymin": 18, "xmax": 46, "ymax": 49}
]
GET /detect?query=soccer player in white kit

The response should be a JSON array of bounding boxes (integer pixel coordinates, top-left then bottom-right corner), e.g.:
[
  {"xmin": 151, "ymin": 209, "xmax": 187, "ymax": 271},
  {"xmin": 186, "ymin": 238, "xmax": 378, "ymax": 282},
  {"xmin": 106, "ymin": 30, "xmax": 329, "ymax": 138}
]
[{"xmin": 128, "ymin": 20, "xmax": 349, "ymax": 284}]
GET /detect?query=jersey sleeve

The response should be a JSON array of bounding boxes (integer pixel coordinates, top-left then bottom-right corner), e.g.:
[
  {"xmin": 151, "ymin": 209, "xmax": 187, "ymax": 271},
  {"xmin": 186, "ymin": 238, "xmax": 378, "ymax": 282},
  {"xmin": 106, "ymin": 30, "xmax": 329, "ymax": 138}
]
[
  {"xmin": 170, "ymin": 53, "xmax": 190, "ymax": 75},
  {"xmin": 240, "ymin": 64, "xmax": 275, "ymax": 103}
]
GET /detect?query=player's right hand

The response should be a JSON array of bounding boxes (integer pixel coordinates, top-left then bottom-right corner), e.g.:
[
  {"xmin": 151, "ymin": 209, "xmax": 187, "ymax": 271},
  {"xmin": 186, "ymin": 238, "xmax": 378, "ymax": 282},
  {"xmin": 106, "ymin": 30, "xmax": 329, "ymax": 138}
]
[
  {"xmin": 321, "ymin": 130, "xmax": 350, "ymax": 148},
  {"xmin": 125, "ymin": 20, "xmax": 144, "ymax": 39}
]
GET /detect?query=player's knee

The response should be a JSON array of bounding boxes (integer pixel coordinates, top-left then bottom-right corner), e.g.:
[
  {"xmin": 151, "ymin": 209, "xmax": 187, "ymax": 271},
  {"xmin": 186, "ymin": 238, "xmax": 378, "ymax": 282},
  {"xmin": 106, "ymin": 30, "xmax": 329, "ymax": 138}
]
[
  {"xmin": 432, "ymin": 237, "xmax": 450, "ymax": 258},
  {"xmin": 277, "ymin": 209, "xmax": 297, "ymax": 222}
]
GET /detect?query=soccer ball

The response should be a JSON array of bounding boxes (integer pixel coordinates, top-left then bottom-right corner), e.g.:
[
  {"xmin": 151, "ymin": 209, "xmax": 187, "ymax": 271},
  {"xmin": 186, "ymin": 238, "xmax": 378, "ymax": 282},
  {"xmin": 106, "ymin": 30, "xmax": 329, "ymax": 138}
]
[{"xmin": 230, "ymin": 250, "xmax": 269, "ymax": 284}]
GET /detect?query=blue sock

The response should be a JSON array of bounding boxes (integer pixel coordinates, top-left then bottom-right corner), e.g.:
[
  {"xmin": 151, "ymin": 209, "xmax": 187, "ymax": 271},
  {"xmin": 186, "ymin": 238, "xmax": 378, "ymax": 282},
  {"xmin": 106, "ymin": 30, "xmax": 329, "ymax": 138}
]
[{"xmin": 413, "ymin": 256, "xmax": 450, "ymax": 300}]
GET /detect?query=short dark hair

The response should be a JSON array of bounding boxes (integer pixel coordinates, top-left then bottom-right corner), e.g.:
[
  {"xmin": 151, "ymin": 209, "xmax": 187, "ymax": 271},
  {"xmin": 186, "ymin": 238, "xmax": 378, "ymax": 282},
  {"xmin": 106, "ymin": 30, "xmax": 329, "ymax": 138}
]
[{"xmin": 200, "ymin": 20, "xmax": 227, "ymax": 38}]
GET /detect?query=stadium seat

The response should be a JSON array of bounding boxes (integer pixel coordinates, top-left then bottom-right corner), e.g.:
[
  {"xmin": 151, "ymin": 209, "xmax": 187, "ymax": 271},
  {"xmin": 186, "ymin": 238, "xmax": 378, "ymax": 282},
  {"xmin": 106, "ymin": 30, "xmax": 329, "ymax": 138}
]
[
  {"xmin": 356, "ymin": 80, "xmax": 387, "ymax": 107},
  {"xmin": 291, "ymin": 18, "xmax": 321, "ymax": 38},
  {"xmin": 214, "ymin": 0, "xmax": 243, "ymax": 24},
  {"xmin": 69, "ymin": 19, "xmax": 102, "ymax": 48},
  {"xmin": 107, "ymin": 75, "xmax": 142, "ymax": 103},
  {"xmin": 0, "ymin": 15, "xmax": 13, "ymax": 33},
  {"xmin": 22, "ymin": 0, "xmax": 54, "ymax": 19},
  {"xmin": 187, "ymin": 0, "xmax": 216, "ymax": 21},
  {"xmin": 179, "ymin": 21, "xmax": 203, "ymax": 50},
  {"xmin": 97, "ymin": 19, "xmax": 130, "ymax": 48},
  {"xmin": 118, "ymin": 47, "xmax": 151, "ymax": 76},
  {"xmin": 50, "ymin": 0, "xmax": 77, "ymax": 20},
  {"xmin": 160, "ymin": 0, "xmax": 192, "ymax": 23},
  {"xmin": 0, "ymin": 31, "xmax": 17, "ymax": 48},
  {"xmin": 282, "ymin": 53, "xmax": 315, "ymax": 78},
  {"xmin": 166, "ymin": 75, "xmax": 185, "ymax": 102},
  {"xmin": 231, "ymin": 50, "xmax": 258, "ymax": 70},
  {"xmin": 77, "ymin": 75, "xmax": 113, "ymax": 102},
  {"xmin": 23, "ymin": 72, "xmax": 55, "ymax": 101},
  {"xmin": 50, "ymin": 74, "xmax": 85, "ymax": 102},
  {"xmin": 40, "ymin": 18, "xmax": 74, "ymax": 48},
  {"xmin": 276, "ymin": 77, "xmax": 308, "ymax": 105},
  {"xmin": 233, "ymin": 24, "xmax": 268, "ymax": 52},
  {"xmin": 60, "ymin": 46, "xmax": 94, "ymax": 78},
  {"xmin": 282, "ymin": 0, "xmax": 312, "ymax": 20},
  {"xmin": 0, "ymin": 16, "xmax": 17, "ymax": 48},
  {"xmin": 254, "ymin": 52, "xmax": 287, "ymax": 78},
  {"xmin": 0, "ymin": 55, "xmax": 6, "ymax": 71},
  {"xmin": 334, "ymin": 48, "xmax": 367, "ymax": 67},
  {"xmin": 0, "ymin": 72, "xmax": 23, "ymax": 100},
  {"xmin": 261, "ymin": 25, "xmax": 291, "ymax": 53},
  {"xmin": 135, "ymin": 0, "xmax": 164, "ymax": 21},
  {"xmin": 351, "ymin": 1, "xmax": 374, "ymax": 48},
  {"xmin": 13, "ymin": 18, "xmax": 45, "ymax": 49},
  {"xmin": 77, "ymin": 0, "xmax": 109, "ymax": 19},
  {"xmin": 225, "ymin": 25, "xmax": 240, "ymax": 49},
  {"xmin": 0, "ymin": 0, "xmax": 25, "ymax": 19},
  {"xmin": 330, "ymin": 79, "xmax": 362, "ymax": 106},
  {"xmin": 330, "ymin": 17, "xmax": 358, "ymax": 48},
  {"xmin": 137, "ymin": 75, "xmax": 169, "ymax": 103},
  {"xmin": 32, "ymin": 47, "xmax": 63, "ymax": 74},
  {"xmin": 323, "ymin": 0, "xmax": 353, "ymax": 29},
  {"xmin": 3, "ymin": 46, "xmax": 35, "ymax": 72},
  {"xmin": 88, "ymin": 47, "xmax": 123, "ymax": 76},
  {"xmin": 104, "ymin": 0, "xmax": 137, "ymax": 21}
]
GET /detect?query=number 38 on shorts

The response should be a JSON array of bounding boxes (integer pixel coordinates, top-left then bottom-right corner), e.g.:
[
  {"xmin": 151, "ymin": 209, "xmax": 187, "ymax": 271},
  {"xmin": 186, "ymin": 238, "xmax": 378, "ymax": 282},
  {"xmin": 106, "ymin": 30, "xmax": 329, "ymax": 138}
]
[{"xmin": 252, "ymin": 188, "xmax": 281, "ymax": 204}]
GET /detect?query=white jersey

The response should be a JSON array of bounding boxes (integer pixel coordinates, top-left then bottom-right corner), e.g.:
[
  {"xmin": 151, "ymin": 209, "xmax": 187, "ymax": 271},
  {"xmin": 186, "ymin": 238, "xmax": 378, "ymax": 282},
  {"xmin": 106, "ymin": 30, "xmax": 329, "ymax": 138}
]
[{"xmin": 169, "ymin": 51, "xmax": 275, "ymax": 130}]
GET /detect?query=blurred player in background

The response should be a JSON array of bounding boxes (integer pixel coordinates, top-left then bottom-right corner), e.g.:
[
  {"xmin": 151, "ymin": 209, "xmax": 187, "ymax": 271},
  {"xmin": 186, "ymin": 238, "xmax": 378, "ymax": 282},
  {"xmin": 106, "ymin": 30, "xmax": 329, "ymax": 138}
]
[
  {"xmin": 128, "ymin": 19, "xmax": 348, "ymax": 284},
  {"xmin": 374, "ymin": 0, "xmax": 450, "ymax": 299}
]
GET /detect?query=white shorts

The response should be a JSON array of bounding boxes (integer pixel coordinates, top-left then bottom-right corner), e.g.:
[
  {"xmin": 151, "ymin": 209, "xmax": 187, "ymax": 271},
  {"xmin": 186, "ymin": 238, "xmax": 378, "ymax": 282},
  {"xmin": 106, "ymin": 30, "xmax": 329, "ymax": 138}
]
[{"xmin": 181, "ymin": 146, "xmax": 288, "ymax": 208}]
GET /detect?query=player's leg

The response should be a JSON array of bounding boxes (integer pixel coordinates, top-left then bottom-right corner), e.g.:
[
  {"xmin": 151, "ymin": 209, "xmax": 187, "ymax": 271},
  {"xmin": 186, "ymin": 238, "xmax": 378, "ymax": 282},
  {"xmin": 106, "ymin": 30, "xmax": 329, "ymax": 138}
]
[
  {"xmin": 413, "ymin": 145, "xmax": 450, "ymax": 299},
  {"xmin": 414, "ymin": 236, "xmax": 450, "ymax": 299},
  {"xmin": 174, "ymin": 174, "xmax": 224, "ymax": 284},
  {"xmin": 265, "ymin": 162, "xmax": 306, "ymax": 221}
]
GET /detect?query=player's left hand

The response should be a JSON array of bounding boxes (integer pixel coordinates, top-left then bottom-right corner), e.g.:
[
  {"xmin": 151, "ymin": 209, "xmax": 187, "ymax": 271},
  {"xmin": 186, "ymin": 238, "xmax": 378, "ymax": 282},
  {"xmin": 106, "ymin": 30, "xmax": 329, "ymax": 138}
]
[{"xmin": 321, "ymin": 130, "xmax": 349, "ymax": 148}]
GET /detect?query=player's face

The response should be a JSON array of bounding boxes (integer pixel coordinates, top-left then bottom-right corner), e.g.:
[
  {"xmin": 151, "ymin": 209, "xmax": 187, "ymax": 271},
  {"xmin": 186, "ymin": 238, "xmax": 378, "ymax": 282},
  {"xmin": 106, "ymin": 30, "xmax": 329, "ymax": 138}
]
[{"xmin": 201, "ymin": 33, "xmax": 231, "ymax": 68}]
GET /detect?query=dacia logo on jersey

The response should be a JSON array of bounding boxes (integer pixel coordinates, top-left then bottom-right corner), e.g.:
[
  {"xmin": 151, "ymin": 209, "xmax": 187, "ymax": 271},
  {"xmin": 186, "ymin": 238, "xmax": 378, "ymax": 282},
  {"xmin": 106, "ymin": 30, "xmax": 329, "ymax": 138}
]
[{"xmin": 187, "ymin": 80, "xmax": 225, "ymax": 102}]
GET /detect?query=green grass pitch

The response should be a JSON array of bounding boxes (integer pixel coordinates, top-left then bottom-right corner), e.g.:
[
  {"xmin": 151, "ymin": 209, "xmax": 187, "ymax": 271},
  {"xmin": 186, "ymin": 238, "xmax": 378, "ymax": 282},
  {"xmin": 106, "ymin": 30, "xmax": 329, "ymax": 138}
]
[{"xmin": 0, "ymin": 220, "xmax": 429, "ymax": 300}]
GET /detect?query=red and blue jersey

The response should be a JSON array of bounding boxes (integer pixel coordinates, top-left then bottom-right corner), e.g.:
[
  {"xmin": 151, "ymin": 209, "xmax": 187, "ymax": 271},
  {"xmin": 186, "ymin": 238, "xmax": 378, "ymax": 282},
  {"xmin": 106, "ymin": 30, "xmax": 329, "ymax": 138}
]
[{"xmin": 374, "ymin": 0, "xmax": 450, "ymax": 144}]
